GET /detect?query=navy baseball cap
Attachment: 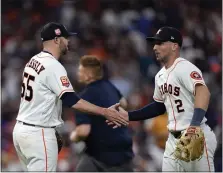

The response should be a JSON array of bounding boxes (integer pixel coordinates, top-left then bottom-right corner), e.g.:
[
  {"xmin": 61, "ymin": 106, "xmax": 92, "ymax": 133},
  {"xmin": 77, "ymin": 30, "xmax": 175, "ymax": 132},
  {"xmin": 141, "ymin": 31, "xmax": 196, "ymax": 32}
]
[
  {"xmin": 41, "ymin": 22, "xmax": 76, "ymax": 41},
  {"xmin": 147, "ymin": 27, "xmax": 182, "ymax": 47}
]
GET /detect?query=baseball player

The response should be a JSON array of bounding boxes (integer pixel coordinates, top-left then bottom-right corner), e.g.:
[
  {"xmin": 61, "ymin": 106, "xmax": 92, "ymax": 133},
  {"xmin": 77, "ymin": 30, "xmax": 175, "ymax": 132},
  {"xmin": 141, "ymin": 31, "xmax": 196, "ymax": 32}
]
[
  {"xmin": 108, "ymin": 27, "xmax": 217, "ymax": 171},
  {"xmin": 12, "ymin": 22, "xmax": 128, "ymax": 172}
]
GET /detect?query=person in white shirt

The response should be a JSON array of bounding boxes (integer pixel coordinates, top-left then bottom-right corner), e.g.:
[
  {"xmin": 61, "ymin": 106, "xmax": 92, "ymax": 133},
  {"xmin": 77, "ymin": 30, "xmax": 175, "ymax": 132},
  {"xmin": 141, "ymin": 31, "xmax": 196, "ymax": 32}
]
[
  {"xmin": 108, "ymin": 27, "xmax": 217, "ymax": 172},
  {"xmin": 13, "ymin": 22, "xmax": 128, "ymax": 172}
]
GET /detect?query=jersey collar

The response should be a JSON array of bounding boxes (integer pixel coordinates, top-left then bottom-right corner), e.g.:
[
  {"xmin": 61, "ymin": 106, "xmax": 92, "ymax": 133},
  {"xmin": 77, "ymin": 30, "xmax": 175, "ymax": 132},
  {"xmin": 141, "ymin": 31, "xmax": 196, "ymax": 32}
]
[
  {"xmin": 41, "ymin": 50, "xmax": 57, "ymax": 60},
  {"xmin": 165, "ymin": 57, "xmax": 184, "ymax": 72},
  {"xmin": 42, "ymin": 50, "xmax": 53, "ymax": 56}
]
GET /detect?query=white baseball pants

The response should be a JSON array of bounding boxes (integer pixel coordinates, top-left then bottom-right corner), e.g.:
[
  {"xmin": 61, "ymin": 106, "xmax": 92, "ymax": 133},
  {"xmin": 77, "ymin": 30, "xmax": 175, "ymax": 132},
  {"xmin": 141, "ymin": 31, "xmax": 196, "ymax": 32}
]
[
  {"xmin": 162, "ymin": 123, "xmax": 217, "ymax": 172},
  {"xmin": 13, "ymin": 121, "xmax": 58, "ymax": 171}
]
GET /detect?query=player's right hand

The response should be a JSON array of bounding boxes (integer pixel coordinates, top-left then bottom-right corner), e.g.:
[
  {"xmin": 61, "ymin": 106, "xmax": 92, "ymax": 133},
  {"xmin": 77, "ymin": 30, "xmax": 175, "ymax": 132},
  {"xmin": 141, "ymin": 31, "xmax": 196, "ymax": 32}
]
[
  {"xmin": 106, "ymin": 106, "xmax": 129, "ymax": 128},
  {"xmin": 103, "ymin": 104, "xmax": 129, "ymax": 127}
]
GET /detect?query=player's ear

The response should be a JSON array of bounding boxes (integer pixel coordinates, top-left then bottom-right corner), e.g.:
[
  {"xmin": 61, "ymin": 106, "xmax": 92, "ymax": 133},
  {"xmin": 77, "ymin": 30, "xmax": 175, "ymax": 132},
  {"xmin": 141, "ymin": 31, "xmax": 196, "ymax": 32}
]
[
  {"xmin": 172, "ymin": 43, "xmax": 178, "ymax": 51},
  {"xmin": 54, "ymin": 37, "xmax": 60, "ymax": 44}
]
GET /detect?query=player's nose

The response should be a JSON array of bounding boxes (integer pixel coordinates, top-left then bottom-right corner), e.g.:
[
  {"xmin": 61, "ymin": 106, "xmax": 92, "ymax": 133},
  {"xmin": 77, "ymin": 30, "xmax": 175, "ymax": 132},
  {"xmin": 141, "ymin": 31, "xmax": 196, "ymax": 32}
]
[{"xmin": 153, "ymin": 44, "xmax": 158, "ymax": 51}]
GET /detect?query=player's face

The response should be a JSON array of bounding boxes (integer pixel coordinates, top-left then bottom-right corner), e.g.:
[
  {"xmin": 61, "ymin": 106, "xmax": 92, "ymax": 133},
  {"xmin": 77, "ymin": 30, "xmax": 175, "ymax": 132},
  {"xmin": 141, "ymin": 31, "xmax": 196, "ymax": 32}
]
[
  {"xmin": 59, "ymin": 37, "xmax": 69, "ymax": 55},
  {"xmin": 77, "ymin": 65, "xmax": 92, "ymax": 85},
  {"xmin": 153, "ymin": 41, "xmax": 173, "ymax": 63}
]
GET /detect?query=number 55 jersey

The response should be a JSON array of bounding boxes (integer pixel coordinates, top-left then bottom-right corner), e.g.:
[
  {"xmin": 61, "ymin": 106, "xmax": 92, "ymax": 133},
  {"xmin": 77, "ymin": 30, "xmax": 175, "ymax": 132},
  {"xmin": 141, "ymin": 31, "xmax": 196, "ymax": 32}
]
[
  {"xmin": 153, "ymin": 57, "xmax": 207, "ymax": 131},
  {"xmin": 17, "ymin": 51, "xmax": 74, "ymax": 127}
]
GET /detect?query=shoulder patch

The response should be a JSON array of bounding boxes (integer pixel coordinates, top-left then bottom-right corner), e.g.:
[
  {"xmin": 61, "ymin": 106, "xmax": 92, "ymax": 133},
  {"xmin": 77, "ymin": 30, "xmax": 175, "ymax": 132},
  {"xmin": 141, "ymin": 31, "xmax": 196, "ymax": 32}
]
[
  {"xmin": 60, "ymin": 76, "xmax": 70, "ymax": 87},
  {"xmin": 190, "ymin": 71, "xmax": 202, "ymax": 80}
]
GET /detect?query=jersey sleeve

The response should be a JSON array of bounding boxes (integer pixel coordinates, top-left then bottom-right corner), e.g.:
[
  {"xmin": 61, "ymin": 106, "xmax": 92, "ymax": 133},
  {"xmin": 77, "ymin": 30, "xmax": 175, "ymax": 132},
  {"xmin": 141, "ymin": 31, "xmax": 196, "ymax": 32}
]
[
  {"xmin": 178, "ymin": 62, "xmax": 206, "ymax": 95},
  {"xmin": 46, "ymin": 63, "xmax": 74, "ymax": 98},
  {"xmin": 153, "ymin": 76, "xmax": 164, "ymax": 103}
]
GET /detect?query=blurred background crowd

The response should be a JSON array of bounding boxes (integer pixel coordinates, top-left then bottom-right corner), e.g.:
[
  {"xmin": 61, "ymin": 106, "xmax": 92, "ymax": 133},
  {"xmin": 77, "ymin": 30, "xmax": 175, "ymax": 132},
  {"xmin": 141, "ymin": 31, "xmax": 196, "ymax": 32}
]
[{"xmin": 1, "ymin": 0, "xmax": 222, "ymax": 171}]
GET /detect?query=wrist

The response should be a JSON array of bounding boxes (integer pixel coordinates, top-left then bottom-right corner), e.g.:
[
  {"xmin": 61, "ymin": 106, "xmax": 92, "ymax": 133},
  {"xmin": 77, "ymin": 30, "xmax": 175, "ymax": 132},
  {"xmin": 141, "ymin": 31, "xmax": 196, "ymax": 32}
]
[
  {"xmin": 101, "ymin": 108, "xmax": 107, "ymax": 117},
  {"xmin": 190, "ymin": 108, "xmax": 206, "ymax": 126}
]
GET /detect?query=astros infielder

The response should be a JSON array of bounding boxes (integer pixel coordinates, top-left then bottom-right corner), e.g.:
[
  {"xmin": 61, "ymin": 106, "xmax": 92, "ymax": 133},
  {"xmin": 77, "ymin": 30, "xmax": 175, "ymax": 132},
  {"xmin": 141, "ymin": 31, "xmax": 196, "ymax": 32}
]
[
  {"xmin": 109, "ymin": 27, "xmax": 217, "ymax": 172},
  {"xmin": 12, "ymin": 22, "xmax": 128, "ymax": 172},
  {"xmin": 152, "ymin": 57, "xmax": 217, "ymax": 171}
]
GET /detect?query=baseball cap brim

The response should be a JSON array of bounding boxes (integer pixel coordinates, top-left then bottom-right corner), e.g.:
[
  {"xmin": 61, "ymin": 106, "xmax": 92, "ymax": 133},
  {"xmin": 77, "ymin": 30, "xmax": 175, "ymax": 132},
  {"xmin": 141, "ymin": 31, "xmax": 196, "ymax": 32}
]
[
  {"xmin": 62, "ymin": 32, "xmax": 77, "ymax": 39},
  {"xmin": 146, "ymin": 36, "xmax": 165, "ymax": 42},
  {"xmin": 68, "ymin": 32, "xmax": 77, "ymax": 36}
]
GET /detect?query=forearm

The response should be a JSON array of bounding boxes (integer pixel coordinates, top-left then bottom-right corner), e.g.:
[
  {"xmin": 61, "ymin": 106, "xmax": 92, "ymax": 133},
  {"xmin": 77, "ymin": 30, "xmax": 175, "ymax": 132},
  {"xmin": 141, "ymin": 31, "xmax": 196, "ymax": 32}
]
[
  {"xmin": 61, "ymin": 92, "xmax": 105, "ymax": 116},
  {"xmin": 194, "ymin": 85, "xmax": 210, "ymax": 111},
  {"xmin": 128, "ymin": 101, "xmax": 166, "ymax": 121},
  {"xmin": 72, "ymin": 99, "xmax": 105, "ymax": 116},
  {"xmin": 190, "ymin": 85, "xmax": 210, "ymax": 126},
  {"xmin": 62, "ymin": 92, "xmax": 128, "ymax": 126}
]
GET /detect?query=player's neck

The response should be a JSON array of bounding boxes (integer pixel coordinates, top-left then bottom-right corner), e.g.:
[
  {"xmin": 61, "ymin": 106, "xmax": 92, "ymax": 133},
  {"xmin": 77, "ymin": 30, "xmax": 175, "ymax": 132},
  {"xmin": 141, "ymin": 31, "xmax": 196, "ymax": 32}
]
[
  {"xmin": 164, "ymin": 59, "xmax": 175, "ymax": 69},
  {"xmin": 42, "ymin": 47, "xmax": 60, "ymax": 60},
  {"xmin": 164, "ymin": 54, "xmax": 180, "ymax": 69}
]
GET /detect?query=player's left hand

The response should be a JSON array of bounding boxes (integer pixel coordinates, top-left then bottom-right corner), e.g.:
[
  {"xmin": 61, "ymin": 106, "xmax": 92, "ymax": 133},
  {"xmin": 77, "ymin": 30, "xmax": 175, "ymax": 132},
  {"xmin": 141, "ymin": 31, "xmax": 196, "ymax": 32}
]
[{"xmin": 174, "ymin": 126, "xmax": 205, "ymax": 162}]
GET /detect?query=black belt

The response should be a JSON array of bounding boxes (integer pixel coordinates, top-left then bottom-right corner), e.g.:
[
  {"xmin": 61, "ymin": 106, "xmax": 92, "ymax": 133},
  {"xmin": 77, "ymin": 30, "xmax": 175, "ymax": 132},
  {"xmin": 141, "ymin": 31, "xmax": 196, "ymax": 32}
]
[
  {"xmin": 18, "ymin": 121, "xmax": 56, "ymax": 128},
  {"xmin": 170, "ymin": 131, "xmax": 182, "ymax": 139}
]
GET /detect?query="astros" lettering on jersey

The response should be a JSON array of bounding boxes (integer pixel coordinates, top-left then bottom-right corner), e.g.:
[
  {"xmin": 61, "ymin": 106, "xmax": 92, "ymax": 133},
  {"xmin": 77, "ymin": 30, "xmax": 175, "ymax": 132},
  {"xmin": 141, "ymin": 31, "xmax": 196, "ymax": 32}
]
[{"xmin": 159, "ymin": 83, "xmax": 180, "ymax": 96}]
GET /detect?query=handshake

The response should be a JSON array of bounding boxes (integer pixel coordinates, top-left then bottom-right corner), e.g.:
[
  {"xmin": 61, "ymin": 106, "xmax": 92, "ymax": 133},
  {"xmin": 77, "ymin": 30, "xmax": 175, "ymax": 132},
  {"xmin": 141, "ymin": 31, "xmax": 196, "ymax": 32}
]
[{"xmin": 103, "ymin": 103, "xmax": 129, "ymax": 128}]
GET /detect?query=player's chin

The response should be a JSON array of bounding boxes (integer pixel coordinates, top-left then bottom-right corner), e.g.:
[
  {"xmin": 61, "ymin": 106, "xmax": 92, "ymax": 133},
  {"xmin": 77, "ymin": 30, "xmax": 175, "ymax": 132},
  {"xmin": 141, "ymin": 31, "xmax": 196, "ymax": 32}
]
[
  {"xmin": 156, "ymin": 56, "xmax": 161, "ymax": 61},
  {"xmin": 156, "ymin": 55, "xmax": 163, "ymax": 62}
]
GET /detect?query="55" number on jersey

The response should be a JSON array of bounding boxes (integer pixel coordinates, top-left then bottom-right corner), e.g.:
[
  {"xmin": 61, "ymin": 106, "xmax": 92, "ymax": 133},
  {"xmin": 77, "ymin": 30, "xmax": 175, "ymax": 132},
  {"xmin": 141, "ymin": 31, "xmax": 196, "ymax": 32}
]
[{"xmin": 21, "ymin": 72, "xmax": 35, "ymax": 101}]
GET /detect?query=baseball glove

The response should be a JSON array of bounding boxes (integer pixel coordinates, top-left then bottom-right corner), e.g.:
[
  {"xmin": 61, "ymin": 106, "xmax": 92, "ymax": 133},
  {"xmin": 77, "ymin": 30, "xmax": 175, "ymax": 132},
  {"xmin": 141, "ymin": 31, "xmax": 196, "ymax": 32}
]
[
  {"xmin": 55, "ymin": 130, "xmax": 63, "ymax": 153},
  {"xmin": 174, "ymin": 126, "xmax": 205, "ymax": 162}
]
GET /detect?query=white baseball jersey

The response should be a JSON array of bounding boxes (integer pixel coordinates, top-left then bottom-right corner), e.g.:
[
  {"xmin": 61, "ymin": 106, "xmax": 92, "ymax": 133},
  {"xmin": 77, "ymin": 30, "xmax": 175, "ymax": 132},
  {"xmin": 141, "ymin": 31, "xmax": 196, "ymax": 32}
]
[
  {"xmin": 16, "ymin": 51, "xmax": 74, "ymax": 127},
  {"xmin": 153, "ymin": 57, "xmax": 207, "ymax": 131}
]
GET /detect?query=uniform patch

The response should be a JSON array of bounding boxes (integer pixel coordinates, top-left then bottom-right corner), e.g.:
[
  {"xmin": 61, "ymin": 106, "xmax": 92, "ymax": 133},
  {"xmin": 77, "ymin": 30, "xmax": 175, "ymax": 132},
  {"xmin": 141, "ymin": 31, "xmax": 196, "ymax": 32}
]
[
  {"xmin": 60, "ymin": 76, "xmax": 70, "ymax": 87},
  {"xmin": 190, "ymin": 71, "xmax": 202, "ymax": 80}
]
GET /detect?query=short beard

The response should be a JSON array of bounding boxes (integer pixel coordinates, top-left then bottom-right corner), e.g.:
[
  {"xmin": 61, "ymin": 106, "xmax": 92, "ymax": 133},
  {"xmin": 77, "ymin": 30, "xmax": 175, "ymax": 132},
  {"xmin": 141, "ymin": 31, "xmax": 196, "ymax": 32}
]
[
  {"xmin": 61, "ymin": 47, "xmax": 67, "ymax": 55},
  {"xmin": 159, "ymin": 56, "xmax": 169, "ymax": 64}
]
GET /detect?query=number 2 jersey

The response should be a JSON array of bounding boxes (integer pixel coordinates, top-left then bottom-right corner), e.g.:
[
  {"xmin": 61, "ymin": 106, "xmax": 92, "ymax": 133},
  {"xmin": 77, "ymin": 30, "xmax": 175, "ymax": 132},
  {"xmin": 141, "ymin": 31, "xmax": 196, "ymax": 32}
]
[
  {"xmin": 16, "ymin": 51, "xmax": 74, "ymax": 127},
  {"xmin": 153, "ymin": 57, "xmax": 207, "ymax": 131}
]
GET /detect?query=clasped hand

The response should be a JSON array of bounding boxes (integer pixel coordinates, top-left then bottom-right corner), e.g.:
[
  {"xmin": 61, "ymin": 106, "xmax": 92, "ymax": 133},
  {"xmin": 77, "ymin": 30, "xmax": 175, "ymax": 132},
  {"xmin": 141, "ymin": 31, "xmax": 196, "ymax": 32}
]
[{"xmin": 105, "ymin": 104, "xmax": 129, "ymax": 128}]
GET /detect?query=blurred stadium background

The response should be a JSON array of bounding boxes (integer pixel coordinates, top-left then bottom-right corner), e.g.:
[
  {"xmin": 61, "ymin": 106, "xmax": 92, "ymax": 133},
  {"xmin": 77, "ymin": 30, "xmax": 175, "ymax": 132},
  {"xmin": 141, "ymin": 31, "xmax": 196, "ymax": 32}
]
[{"xmin": 1, "ymin": 0, "xmax": 222, "ymax": 171}]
